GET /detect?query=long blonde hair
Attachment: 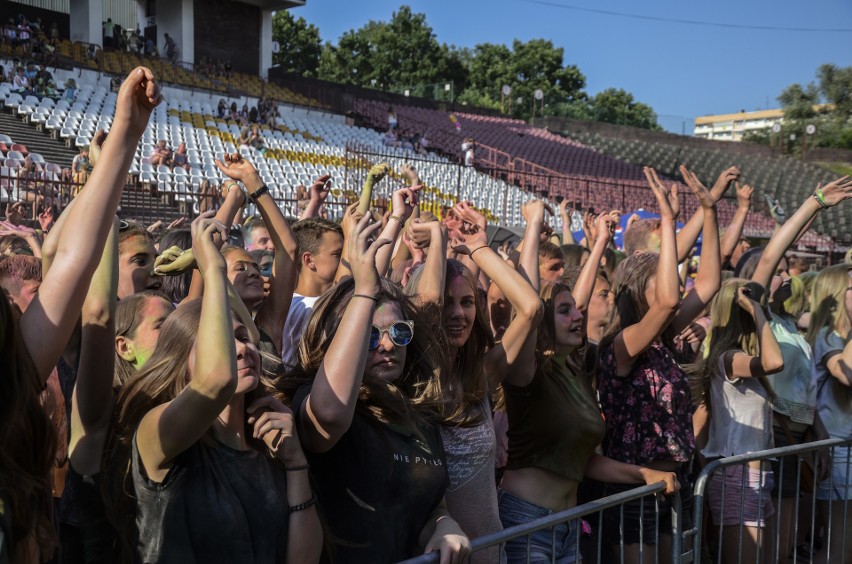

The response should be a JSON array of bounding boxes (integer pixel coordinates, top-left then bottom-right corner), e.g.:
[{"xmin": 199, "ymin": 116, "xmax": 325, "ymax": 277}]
[
  {"xmin": 806, "ymin": 265, "xmax": 852, "ymax": 346},
  {"xmin": 689, "ymin": 279, "xmax": 764, "ymax": 409}
]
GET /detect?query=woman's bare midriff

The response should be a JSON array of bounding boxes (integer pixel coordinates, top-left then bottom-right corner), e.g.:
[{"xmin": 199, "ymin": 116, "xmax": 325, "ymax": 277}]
[{"xmin": 500, "ymin": 467, "xmax": 580, "ymax": 512}]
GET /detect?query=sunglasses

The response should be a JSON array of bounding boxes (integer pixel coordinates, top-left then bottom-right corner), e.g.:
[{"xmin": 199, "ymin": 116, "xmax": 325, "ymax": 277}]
[{"xmin": 368, "ymin": 320, "xmax": 415, "ymax": 350}]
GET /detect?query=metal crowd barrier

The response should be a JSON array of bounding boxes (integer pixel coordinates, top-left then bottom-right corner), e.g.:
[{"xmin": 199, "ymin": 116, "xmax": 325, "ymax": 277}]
[
  {"xmin": 396, "ymin": 438, "xmax": 851, "ymax": 564},
  {"xmin": 400, "ymin": 483, "xmax": 681, "ymax": 564},
  {"xmin": 683, "ymin": 437, "xmax": 850, "ymax": 564}
]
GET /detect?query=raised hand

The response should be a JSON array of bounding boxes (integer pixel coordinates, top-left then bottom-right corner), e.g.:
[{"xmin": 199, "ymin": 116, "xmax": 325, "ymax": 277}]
[
  {"xmin": 367, "ymin": 162, "xmax": 391, "ymax": 183},
  {"xmin": 341, "ymin": 202, "xmax": 365, "ymax": 239},
  {"xmin": 4, "ymin": 202, "xmax": 25, "ymax": 225},
  {"xmin": 735, "ymin": 182, "xmax": 754, "ymax": 209},
  {"xmin": 712, "ymin": 166, "xmax": 740, "ymax": 195},
  {"xmin": 37, "ymin": 207, "xmax": 55, "ymax": 232},
  {"xmin": 390, "ymin": 186, "xmax": 421, "ymax": 223},
  {"xmin": 816, "ymin": 176, "xmax": 852, "ymax": 207},
  {"xmin": 215, "ymin": 153, "xmax": 262, "ymax": 190},
  {"xmin": 594, "ymin": 212, "xmax": 616, "ymax": 244},
  {"xmin": 736, "ymin": 286, "xmax": 759, "ymax": 316},
  {"xmin": 190, "ymin": 211, "xmax": 228, "ymax": 274},
  {"xmin": 644, "ymin": 166, "xmax": 679, "ymax": 221},
  {"xmin": 309, "ymin": 174, "xmax": 332, "ymax": 202},
  {"xmin": 406, "ymin": 218, "xmax": 444, "ymax": 249},
  {"xmin": 679, "ymin": 165, "xmax": 715, "ymax": 210},
  {"xmin": 400, "ymin": 163, "xmax": 420, "ymax": 186},
  {"xmin": 113, "ymin": 67, "xmax": 162, "ymax": 138},
  {"xmin": 676, "ymin": 322, "xmax": 707, "ymax": 346},
  {"xmin": 154, "ymin": 245, "xmax": 197, "ymax": 276},
  {"xmin": 348, "ymin": 213, "xmax": 391, "ymax": 295},
  {"xmin": 167, "ymin": 217, "xmax": 188, "ymax": 230},
  {"xmin": 449, "ymin": 201, "xmax": 488, "ymax": 255},
  {"xmin": 88, "ymin": 129, "xmax": 107, "ymax": 167}
]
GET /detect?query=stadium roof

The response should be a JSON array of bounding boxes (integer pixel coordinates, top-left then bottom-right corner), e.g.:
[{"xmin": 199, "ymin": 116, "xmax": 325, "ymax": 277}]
[{"xmin": 237, "ymin": 0, "xmax": 306, "ymax": 9}]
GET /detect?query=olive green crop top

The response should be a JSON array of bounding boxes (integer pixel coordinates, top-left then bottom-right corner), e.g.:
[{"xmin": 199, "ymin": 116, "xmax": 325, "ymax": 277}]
[{"xmin": 503, "ymin": 355, "xmax": 605, "ymax": 481}]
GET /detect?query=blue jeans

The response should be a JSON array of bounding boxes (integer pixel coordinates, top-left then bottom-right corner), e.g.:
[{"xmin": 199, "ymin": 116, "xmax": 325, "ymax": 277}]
[{"xmin": 498, "ymin": 488, "xmax": 579, "ymax": 564}]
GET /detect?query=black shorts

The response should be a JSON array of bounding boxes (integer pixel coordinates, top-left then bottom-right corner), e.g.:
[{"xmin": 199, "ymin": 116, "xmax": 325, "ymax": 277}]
[
  {"xmin": 602, "ymin": 466, "xmax": 694, "ymax": 546},
  {"xmin": 770, "ymin": 423, "xmax": 808, "ymax": 498}
]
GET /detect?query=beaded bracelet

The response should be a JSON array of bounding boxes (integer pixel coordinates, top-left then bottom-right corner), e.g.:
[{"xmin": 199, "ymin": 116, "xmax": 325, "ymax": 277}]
[
  {"xmin": 288, "ymin": 494, "xmax": 318, "ymax": 514},
  {"xmin": 388, "ymin": 214, "xmax": 403, "ymax": 223}
]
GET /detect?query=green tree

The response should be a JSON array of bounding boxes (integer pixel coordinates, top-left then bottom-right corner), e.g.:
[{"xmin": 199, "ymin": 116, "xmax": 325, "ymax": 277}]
[
  {"xmin": 817, "ymin": 64, "xmax": 852, "ymax": 122},
  {"xmin": 317, "ymin": 5, "xmax": 462, "ymax": 95},
  {"xmin": 271, "ymin": 10, "xmax": 322, "ymax": 77},
  {"xmin": 589, "ymin": 88, "xmax": 660, "ymax": 130},
  {"xmin": 778, "ymin": 82, "xmax": 820, "ymax": 121}
]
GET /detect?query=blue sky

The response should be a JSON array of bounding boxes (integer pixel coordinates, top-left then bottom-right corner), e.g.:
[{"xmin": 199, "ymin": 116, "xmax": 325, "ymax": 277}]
[{"xmin": 294, "ymin": 0, "xmax": 852, "ymax": 133}]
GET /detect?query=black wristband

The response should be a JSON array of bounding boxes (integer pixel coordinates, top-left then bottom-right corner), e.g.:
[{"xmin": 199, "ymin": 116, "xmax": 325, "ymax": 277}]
[
  {"xmin": 288, "ymin": 494, "xmax": 318, "ymax": 514},
  {"xmin": 249, "ymin": 184, "xmax": 269, "ymax": 200}
]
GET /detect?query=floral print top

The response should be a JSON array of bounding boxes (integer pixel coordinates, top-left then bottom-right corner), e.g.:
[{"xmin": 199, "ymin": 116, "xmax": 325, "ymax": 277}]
[{"xmin": 598, "ymin": 340, "xmax": 695, "ymax": 465}]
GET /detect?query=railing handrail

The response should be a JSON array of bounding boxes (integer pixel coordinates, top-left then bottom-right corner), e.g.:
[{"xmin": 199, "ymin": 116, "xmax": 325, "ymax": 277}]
[{"xmin": 398, "ymin": 483, "xmax": 672, "ymax": 564}]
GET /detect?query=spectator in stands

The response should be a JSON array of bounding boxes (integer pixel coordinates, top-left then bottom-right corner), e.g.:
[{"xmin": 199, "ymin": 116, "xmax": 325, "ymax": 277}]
[
  {"xmin": 387, "ymin": 106, "xmax": 398, "ymax": 131},
  {"xmin": 196, "ymin": 179, "xmax": 219, "ymax": 215},
  {"xmin": 217, "ymin": 99, "xmax": 227, "ymax": 119},
  {"xmin": 148, "ymin": 140, "xmax": 172, "ymax": 167},
  {"xmin": 34, "ymin": 64, "xmax": 52, "ymax": 93},
  {"xmin": 16, "ymin": 18, "xmax": 32, "ymax": 56},
  {"xmin": 171, "ymin": 142, "xmax": 190, "ymax": 172},
  {"xmin": 3, "ymin": 18, "xmax": 16, "ymax": 46},
  {"xmin": 102, "ymin": 18, "xmax": 115, "ymax": 49},
  {"xmin": 462, "ymin": 138, "xmax": 475, "ymax": 167},
  {"xmin": 144, "ymin": 36, "xmax": 156, "ymax": 57},
  {"xmin": 163, "ymin": 32, "xmax": 177, "ymax": 62},
  {"xmin": 229, "ymin": 102, "xmax": 240, "ymax": 123},
  {"xmin": 12, "ymin": 66, "xmax": 29, "ymax": 92},
  {"xmin": 17, "ymin": 157, "xmax": 46, "ymax": 216},
  {"xmin": 63, "ymin": 78, "xmax": 77, "ymax": 100}
]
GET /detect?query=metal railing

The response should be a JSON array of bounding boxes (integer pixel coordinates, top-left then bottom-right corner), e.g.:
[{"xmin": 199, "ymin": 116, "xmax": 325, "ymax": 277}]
[
  {"xmin": 400, "ymin": 483, "xmax": 681, "ymax": 564},
  {"xmin": 683, "ymin": 437, "xmax": 850, "ymax": 564}
]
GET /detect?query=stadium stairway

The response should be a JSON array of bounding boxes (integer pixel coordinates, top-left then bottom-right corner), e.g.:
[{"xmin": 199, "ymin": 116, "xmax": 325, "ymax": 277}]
[
  {"xmin": 1, "ymin": 108, "xmax": 183, "ymax": 223},
  {"xmin": 0, "ymin": 108, "xmax": 80, "ymax": 167}
]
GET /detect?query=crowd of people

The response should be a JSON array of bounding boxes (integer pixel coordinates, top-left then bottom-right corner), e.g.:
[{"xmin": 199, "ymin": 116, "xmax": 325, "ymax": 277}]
[{"xmin": 2, "ymin": 66, "xmax": 852, "ymax": 564}]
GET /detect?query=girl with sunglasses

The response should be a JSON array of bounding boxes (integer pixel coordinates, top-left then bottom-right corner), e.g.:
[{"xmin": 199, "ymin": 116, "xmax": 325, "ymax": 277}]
[{"xmin": 280, "ymin": 213, "xmax": 471, "ymax": 563}]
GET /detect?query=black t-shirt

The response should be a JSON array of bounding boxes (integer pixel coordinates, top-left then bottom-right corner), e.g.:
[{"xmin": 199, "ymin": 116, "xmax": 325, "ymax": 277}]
[{"xmin": 293, "ymin": 385, "xmax": 449, "ymax": 563}]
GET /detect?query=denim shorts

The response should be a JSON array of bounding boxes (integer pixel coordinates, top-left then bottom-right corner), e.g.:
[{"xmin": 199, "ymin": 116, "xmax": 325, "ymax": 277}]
[
  {"xmin": 816, "ymin": 445, "xmax": 852, "ymax": 501},
  {"xmin": 498, "ymin": 488, "xmax": 579, "ymax": 564}
]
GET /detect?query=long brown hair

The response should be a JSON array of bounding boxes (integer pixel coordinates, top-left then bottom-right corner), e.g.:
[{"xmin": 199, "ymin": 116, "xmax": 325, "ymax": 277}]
[
  {"xmin": 0, "ymin": 297, "xmax": 57, "ymax": 559},
  {"xmin": 114, "ymin": 291, "xmax": 174, "ymax": 386},
  {"xmin": 405, "ymin": 260, "xmax": 494, "ymax": 425},
  {"xmin": 277, "ymin": 276, "xmax": 445, "ymax": 425}
]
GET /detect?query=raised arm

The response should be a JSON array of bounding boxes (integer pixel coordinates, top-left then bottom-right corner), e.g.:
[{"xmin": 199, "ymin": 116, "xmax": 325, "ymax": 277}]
[
  {"xmin": 334, "ymin": 202, "xmax": 364, "ymax": 283},
  {"xmin": 453, "ymin": 202, "xmax": 543, "ymax": 389},
  {"xmin": 559, "ymin": 200, "xmax": 576, "ymax": 245},
  {"xmin": 670, "ymin": 167, "xmax": 721, "ymax": 334},
  {"xmin": 136, "ymin": 214, "xmax": 237, "ymax": 475},
  {"xmin": 216, "ymin": 154, "xmax": 298, "ymax": 352},
  {"xmin": 21, "ymin": 67, "xmax": 160, "ymax": 383},
  {"xmin": 752, "ymin": 176, "xmax": 852, "ymax": 289},
  {"xmin": 300, "ymin": 215, "xmax": 390, "ymax": 453},
  {"xmin": 69, "ymin": 218, "xmax": 118, "ymax": 476},
  {"xmin": 357, "ymin": 163, "xmax": 390, "ymax": 215},
  {"xmin": 406, "ymin": 219, "xmax": 448, "ymax": 308},
  {"xmin": 375, "ymin": 186, "xmax": 420, "ymax": 277},
  {"xmin": 726, "ymin": 287, "xmax": 784, "ymax": 378},
  {"xmin": 720, "ymin": 182, "xmax": 752, "ymax": 266},
  {"xmin": 614, "ymin": 167, "xmax": 680, "ymax": 376},
  {"xmin": 573, "ymin": 213, "xmax": 614, "ymax": 312},
  {"xmin": 299, "ymin": 174, "xmax": 332, "ymax": 220},
  {"xmin": 674, "ymin": 165, "xmax": 738, "ymax": 262}
]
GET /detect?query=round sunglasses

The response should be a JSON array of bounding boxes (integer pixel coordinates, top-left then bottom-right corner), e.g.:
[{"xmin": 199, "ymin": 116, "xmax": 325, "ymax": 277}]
[{"xmin": 368, "ymin": 320, "xmax": 415, "ymax": 350}]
